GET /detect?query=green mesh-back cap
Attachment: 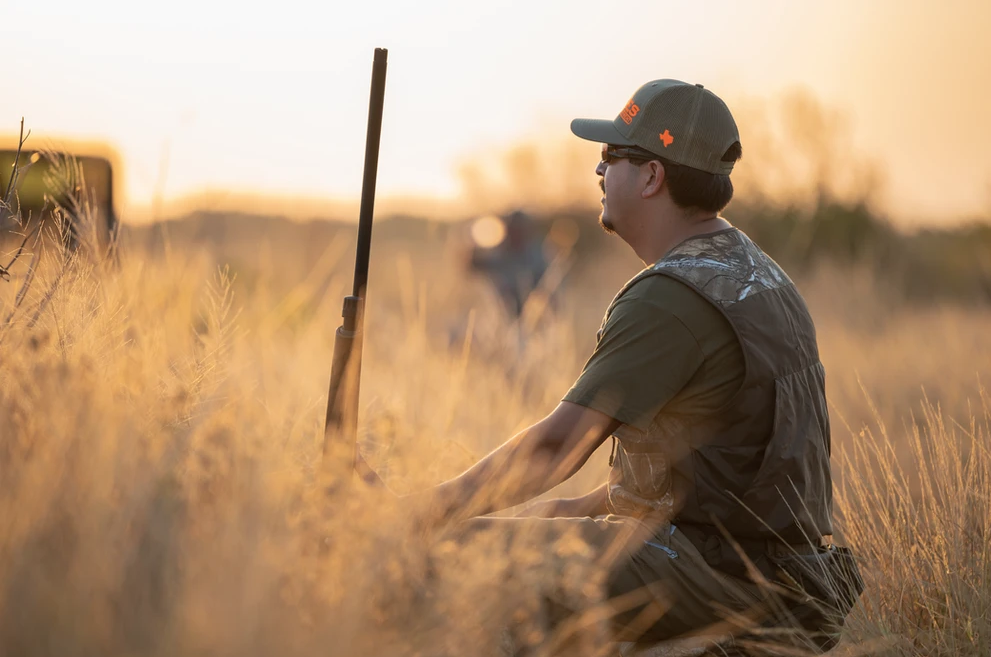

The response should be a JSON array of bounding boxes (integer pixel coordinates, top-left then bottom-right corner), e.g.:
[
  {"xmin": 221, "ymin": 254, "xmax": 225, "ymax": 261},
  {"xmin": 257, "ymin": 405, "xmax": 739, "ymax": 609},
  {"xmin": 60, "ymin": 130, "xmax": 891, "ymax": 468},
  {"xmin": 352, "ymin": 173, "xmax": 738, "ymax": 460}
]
[{"xmin": 571, "ymin": 79, "xmax": 740, "ymax": 175}]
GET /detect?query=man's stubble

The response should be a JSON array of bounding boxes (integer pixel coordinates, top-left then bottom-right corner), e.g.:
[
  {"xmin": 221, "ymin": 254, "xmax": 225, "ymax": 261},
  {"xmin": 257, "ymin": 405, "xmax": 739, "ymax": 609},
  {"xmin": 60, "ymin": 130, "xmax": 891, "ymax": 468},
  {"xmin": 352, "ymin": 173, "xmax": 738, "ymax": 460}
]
[
  {"xmin": 599, "ymin": 210, "xmax": 615, "ymax": 235},
  {"xmin": 598, "ymin": 178, "xmax": 616, "ymax": 235}
]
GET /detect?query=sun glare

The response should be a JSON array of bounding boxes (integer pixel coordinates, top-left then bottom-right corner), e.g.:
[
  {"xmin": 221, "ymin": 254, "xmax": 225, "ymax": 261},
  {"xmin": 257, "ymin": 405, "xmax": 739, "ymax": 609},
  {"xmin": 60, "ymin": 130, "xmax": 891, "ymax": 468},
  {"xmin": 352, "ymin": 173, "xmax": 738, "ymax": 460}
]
[{"xmin": 470, "ymin": 214, "xmax": 506, "ymax": 248}]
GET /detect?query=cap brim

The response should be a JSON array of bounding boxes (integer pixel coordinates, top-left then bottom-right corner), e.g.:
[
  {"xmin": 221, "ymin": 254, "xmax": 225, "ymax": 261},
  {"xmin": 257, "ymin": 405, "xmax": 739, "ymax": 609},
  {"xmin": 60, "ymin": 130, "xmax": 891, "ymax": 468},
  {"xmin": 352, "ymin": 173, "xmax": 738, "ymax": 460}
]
[{"xmin": 570, "ymin": 118, "xmax": 634, "ymax": 146}]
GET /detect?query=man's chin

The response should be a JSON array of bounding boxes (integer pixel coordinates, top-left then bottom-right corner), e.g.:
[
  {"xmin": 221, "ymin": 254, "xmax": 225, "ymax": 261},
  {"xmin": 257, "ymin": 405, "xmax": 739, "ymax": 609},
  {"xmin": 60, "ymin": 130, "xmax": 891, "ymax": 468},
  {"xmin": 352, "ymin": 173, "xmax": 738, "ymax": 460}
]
[{"xmin": 598, "ymin": 213, "xmax": 615, "ymax": 235}]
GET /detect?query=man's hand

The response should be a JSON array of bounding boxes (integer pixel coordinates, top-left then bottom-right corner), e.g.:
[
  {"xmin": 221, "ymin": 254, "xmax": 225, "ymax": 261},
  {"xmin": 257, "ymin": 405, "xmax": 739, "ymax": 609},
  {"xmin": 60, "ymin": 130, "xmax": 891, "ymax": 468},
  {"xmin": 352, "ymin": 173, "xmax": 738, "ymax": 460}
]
[
  {"xmin": 515, "ymin": 483, "xmax": 609, "ymax": 518},
  {"xmin": 354, "ymin": 450, "xmax": 392, "ymax": 491}
]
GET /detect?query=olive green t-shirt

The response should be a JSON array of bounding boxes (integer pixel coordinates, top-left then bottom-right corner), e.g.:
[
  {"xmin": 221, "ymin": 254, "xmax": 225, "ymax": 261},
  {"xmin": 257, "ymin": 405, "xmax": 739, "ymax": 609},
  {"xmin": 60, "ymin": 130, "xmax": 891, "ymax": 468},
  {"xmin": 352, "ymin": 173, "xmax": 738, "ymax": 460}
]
[{"xmin": 563, "ymin": 274, "xmax": 745, "ymax": 431}]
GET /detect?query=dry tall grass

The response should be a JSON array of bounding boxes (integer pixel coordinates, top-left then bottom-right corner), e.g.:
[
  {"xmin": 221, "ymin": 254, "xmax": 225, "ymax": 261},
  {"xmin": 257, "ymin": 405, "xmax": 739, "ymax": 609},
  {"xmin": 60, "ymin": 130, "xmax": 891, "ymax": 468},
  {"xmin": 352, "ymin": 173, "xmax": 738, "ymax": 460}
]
[{"xmin": 0, "ymin": 213, "xmax": 989, "ymax": 656}]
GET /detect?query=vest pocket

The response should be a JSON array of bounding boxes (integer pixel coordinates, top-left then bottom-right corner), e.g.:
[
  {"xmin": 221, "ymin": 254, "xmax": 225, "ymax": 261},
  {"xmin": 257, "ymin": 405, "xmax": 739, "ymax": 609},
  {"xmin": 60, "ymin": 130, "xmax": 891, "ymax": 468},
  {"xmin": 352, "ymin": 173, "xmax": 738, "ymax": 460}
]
[
  {"xmin": 740, "ymin": 364, "xmax": 832, "ymax": 540},
  {"xmin": 690, "ymin": 443, "xmax": 768, "ymax": 518}
]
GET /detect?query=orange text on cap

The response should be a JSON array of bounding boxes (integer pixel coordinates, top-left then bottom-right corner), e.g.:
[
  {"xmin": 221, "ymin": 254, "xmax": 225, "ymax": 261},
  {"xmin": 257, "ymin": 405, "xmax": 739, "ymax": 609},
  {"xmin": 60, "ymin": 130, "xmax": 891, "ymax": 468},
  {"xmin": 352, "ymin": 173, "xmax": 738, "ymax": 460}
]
[{"xmin": 619, "ymin": 99, "xmax": 640, "ymax": 125}]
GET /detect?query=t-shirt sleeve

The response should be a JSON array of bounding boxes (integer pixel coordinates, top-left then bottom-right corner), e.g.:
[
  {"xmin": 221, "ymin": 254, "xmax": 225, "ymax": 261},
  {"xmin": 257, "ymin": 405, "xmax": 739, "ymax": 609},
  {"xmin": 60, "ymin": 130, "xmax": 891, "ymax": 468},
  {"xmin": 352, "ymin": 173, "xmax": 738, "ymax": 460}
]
[{"xmin": 562, "ymin": 279, "xmax": 705, "ymax": 431}]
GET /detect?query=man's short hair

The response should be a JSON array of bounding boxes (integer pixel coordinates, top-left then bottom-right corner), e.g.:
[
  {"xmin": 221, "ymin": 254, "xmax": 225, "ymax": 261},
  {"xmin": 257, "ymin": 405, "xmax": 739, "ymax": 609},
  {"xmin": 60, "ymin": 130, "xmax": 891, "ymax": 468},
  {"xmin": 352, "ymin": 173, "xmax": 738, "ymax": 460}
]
[{"xmin": 631, "ymin": 141, "xmax": 743, "ymax": 215}]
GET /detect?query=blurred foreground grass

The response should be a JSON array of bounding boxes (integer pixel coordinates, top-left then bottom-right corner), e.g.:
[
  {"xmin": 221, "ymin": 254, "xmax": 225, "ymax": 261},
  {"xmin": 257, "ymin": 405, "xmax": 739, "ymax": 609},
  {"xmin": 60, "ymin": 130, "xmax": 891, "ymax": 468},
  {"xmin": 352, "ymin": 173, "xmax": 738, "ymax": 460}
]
[{"xmin": 0, "ymin": 208, "xmax": 989, "ymax": 656}]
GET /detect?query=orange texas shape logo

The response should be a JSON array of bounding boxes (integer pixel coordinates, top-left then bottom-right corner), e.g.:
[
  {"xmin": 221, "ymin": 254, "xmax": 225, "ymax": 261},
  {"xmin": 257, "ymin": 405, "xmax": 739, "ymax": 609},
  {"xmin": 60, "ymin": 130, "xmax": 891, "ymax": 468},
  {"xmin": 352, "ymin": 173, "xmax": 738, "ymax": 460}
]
[
  {"xmin": 659, "ymin": 130, "xmax": 674, "ymax": 148},
  {"xmin": 619, "ymin": 99, "xmax": 640, "ymax": 125}
]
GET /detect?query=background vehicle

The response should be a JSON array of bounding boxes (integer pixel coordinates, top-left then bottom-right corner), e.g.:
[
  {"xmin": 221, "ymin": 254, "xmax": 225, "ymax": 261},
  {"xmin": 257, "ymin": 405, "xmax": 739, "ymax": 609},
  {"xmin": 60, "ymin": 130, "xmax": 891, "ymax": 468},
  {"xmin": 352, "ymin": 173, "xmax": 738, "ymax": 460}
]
[{"xmin": 0, "ymin": 147, "xmax": 119, "ymax": 258}]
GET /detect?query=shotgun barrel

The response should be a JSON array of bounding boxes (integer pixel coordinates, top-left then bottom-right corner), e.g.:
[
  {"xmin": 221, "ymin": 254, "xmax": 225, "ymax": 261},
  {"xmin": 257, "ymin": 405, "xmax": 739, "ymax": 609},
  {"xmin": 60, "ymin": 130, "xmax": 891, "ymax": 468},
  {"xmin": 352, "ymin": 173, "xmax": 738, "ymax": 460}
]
[{"xmin": 322, "ymin": 48, "xmax": 388, "ymax": 475}]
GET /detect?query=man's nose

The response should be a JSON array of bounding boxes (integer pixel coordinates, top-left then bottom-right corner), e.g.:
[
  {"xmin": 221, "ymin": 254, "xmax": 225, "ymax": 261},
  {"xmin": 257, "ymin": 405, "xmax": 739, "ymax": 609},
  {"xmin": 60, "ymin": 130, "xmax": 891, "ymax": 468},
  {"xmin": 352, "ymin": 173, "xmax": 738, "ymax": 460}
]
[{"xmin": 595, "ymin": 160, "xmax": 607, "ymax": 177}]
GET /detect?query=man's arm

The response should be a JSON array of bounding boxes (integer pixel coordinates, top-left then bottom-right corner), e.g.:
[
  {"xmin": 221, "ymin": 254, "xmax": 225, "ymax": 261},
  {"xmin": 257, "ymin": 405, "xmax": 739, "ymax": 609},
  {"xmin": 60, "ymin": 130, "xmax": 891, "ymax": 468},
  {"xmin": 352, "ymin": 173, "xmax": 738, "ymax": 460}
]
[
  {"xmin": 405, "ymin": 402, "xmax": 620, "ymax": 527},
  {"xmin": 514, "ymin": 482, "xmax": 609, "ymax": 518}
]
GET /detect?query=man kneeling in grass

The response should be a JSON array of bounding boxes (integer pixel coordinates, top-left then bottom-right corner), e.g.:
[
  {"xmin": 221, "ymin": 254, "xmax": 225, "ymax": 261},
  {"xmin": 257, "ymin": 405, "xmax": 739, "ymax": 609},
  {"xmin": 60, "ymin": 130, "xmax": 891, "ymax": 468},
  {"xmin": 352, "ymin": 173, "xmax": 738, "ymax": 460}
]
[{"xmin": 362, "ymin": 79, "xmax": 862, "ymax": 655}]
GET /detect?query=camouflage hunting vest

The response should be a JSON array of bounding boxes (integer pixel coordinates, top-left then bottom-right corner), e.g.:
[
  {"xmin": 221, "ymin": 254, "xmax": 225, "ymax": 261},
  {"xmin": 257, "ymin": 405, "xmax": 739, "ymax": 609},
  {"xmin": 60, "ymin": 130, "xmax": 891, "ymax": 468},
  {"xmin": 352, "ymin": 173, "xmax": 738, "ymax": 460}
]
[{"xmin": 604, "ymin": 227, "xmax": 833, "ymax": 542}]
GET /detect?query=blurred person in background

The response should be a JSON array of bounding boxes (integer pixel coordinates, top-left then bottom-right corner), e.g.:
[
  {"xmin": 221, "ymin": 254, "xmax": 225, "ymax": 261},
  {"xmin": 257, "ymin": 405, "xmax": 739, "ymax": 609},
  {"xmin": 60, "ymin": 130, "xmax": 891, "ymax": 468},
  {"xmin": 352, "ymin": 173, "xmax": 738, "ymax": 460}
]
[
  {"xmin": 362, "ymin": 79, "xmax": 861, "ymax": 654},
  {"xmin": 466, "ymin": 209, "xmax": 550, "ymax": 318}
]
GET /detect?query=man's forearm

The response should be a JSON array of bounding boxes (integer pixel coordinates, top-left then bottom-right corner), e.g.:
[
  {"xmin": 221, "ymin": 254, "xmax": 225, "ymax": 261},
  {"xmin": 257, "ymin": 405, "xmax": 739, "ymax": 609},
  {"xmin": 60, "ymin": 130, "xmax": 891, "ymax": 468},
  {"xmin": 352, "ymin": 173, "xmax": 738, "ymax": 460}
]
[
  {"xmin": 403, "ymin": 402, "xmax": 619, "ymax": 528},
  {"xmin": 406, "ymin": 429, "xmax": 564, "ymax": 525}
]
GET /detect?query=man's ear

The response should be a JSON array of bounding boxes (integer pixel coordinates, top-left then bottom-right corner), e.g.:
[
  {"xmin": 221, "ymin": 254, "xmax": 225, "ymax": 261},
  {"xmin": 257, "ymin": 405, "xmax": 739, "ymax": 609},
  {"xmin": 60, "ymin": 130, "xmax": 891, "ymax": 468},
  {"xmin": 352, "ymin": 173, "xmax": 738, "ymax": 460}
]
[{"xmin": 641, "ymin": 161, "xmax": 665, "ymax": 199}]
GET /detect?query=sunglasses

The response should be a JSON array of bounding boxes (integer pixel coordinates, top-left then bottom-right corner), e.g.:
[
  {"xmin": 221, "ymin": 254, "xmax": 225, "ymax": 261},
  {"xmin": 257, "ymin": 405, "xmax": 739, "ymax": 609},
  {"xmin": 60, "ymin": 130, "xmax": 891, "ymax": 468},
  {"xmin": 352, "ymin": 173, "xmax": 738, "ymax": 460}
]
[{"xmin": 600, "ymin": 144, "xmax": 660, "ymax": 165}]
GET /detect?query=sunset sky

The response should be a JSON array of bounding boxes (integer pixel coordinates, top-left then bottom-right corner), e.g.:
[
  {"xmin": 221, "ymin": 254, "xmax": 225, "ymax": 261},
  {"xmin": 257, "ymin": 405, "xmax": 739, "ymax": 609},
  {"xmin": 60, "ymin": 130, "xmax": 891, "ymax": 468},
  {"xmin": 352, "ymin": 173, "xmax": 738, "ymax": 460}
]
[{"xmin": 3, "ymin": 0, "xmax": 989, "ymax": 225}]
